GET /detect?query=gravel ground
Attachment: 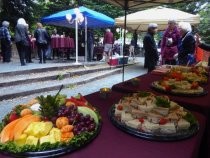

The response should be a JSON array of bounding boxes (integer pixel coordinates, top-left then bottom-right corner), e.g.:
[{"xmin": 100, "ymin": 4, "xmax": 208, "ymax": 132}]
[{"xmin": 0, "ymin": 58, "xmax": 146, "ymax": 120}]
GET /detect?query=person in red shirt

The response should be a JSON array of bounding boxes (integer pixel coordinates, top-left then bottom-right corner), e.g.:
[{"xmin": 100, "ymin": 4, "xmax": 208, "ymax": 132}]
[{"xmin": 101, "ymin": 28, "xmax": 114, "ymax": 61}]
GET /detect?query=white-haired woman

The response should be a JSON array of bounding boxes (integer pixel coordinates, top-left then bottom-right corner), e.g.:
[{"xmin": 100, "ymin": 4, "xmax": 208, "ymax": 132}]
[
  {"xmin": 177, "ymin": 22, "xmax": 195, "ymax": 65},
  {"xmin": 14, "ymin": 18, "xmax": 30, "ymax": 66}
]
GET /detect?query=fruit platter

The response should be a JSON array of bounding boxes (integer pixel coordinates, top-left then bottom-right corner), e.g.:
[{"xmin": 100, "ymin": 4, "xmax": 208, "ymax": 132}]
[
  {"xmin": 0, "ymin": 93, "xmax": 101, "ymax": 157},
  {"xmin": 151, "ymin": 66, "xmax": 208, "ymax": 96},
  {"xmin": 109, "ymin": 92, "xmax": 199, "ymax": 141}
]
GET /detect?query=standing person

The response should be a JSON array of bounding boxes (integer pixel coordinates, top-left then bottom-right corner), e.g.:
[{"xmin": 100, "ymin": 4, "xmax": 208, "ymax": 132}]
[
  {"xmin": 0, "ymin": 21, "xmax": 12, "ymax": 62},
  {"xmin": 133, "ymin": 30, "xmax": 138, "ymax": 48},
  {"xmin": 143, "ymin": 23, "xmax": 159, "ymax": 73},
  {"xmin": 87, "ymin": 29, "xmax": 94, "ymax": 62},
  {"xmin": 161, "ymin": 20, "xmax": 180, "ymax": 65},
  {"xmin": 195, "ymin": 34, "xmax": 210, "ymax": 66},
  {"xmin": 101, "ymin": 28, "xmax": 114, "ymax": 62},
  {"xmin": 129, "ymin": 37, "xmax": 135, "ymax": 60},
  {"xmin": 51, "ymin": 28, "xmax": 59, "ymax": 59},
  {"xmin": 14, "ymin": 18, "xmax": 30, "ymax": 66},
  {"xmin": 25, "ymin": 24, "xmax": 33, "ymax": 63},
  {"xmin": 177, "ymin": 22, "xmax": 195, "ymax": 65},
  {"xmin": 34, "ymin": 23, "xmax": 50, "ymax": 63}
]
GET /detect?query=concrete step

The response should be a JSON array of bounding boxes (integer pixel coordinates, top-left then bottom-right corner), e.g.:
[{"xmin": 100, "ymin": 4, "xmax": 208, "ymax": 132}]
[
  {"xmin": 0, "ymin": 64, "xmax": 114, "ymax": 87},
  {"xmin": 0, "ymin": 68, "xmax": 122, "ymax": 101},
  {"xmin": 0, "ymin": 62, "xmax": 108, "ymax": 77}
]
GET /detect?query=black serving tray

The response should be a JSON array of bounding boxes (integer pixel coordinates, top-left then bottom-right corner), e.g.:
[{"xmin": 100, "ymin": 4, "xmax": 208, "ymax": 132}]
[
  {"xmin": 151, "ymin": 82, "xmax": 208, "ymax": 97},
  {"xmin": 1, "ymin": 121, "xmax": 102, "ymax": 158},
  {"xmin": 109, "ymin": 105, "xmax": 199, "ymax": 141}
]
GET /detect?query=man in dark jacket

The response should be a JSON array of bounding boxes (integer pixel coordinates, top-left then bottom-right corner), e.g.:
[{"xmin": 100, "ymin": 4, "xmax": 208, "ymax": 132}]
[
  {"xmin": 87, "ymin": 29, "xmax": 94, "ymax": 62},
  {"xmin": 34, "ymin": 23, "xmax": 50, "ymax": 63},
  {"xmin": 143, "ymin": 23, "xmax": 159, "ymax": 72}
]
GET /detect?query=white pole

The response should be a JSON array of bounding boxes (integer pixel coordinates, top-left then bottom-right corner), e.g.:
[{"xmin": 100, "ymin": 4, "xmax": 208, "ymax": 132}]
[
  {"xmin": 121, "ymin": 29, "xmax": 124, "ymax": 56},
  {"xmin": 75, "ymin": 19, "xmax": 79, "ymax": 64},
  {"xmin": 85, "ymin": 17, "xmax": 87, "ymax": 62}
]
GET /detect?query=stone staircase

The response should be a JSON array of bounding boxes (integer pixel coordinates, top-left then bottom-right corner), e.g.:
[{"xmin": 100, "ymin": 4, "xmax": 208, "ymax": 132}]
[{"xmin": 0, "ymin": 63, "xmax": 123, "ymax": 101}]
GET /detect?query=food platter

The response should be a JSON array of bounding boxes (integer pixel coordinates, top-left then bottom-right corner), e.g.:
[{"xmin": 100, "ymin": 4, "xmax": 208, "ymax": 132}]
[
  {"xmin": 168, "ymin": 66, "xmax": 209, "ymax": 84},
  {"xmin": 150, "ymin": 65, "xmax": 209, "ymax": 97},
  {"xmin": 0, "ymin": 93, "xmax": 101, "ymax": 157},
  {"xmin": 2, "ymin": 124, "xmax": 101, "ymax": 158},
  {"xmin": 151, "ymin": 81, "xmax": 208, "ymax": 97},
  {"xmin": 109, "ymin": 92, "xmax": 199, "ymax": 141}
]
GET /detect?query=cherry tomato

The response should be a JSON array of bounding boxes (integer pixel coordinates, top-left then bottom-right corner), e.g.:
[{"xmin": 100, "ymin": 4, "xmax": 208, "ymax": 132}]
[
  {"xmin": 117, "ymin": 105, "xmax": 123, "ymax": 111},
  {"xmin": 159, "ymin": 118, "xmax": 168, "ymax": 125},
  {"xmin": 164, "ymin": 85, "xmax": 171, "ymax": 91},
  {"xmin": 191, "ymin": 82, "xmax": 199, "ymax": 89},
  {"xmin": 139, "ymin": 118, "xmax": 144, "ymax": 123}
]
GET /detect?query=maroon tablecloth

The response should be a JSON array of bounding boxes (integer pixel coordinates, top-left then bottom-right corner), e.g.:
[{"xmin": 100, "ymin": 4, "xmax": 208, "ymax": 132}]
[
  {"xmin": 112, "ymin": 73, "xmax": 210, "ymax": 115},
  {"xmin": 0, "ymin": 91, "xmax": 206, "ymax": 158},
  {"xmin": 112, "ymin": 73, "xmax": 210, "ymax": 157},
  {"xmin": 62, "ymin": 91, "xmax": 205, "ymax": 158},
  {"xmin": 51, "ymin": 37, "xmax": 75, "ymax": 49}
]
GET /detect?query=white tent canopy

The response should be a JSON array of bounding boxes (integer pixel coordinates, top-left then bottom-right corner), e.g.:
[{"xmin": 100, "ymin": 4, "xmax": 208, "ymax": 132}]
[{"xmin": 115, "ymin": 6, "xmax": 200, "ymax": 32}]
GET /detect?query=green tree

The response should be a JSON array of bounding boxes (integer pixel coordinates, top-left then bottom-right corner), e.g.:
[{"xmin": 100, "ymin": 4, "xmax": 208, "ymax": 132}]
[
  {"xmin": 0, "ymin": 0, "xmax": 37, "ymax": 29},
  {"xmin": 169, "ymin": 1, "xmax": 210, "ymax": 43}
]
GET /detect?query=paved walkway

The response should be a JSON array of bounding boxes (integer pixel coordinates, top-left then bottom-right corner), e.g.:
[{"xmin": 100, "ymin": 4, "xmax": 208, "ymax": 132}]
[{"xmin": 0, "ymin": 57, "xmax": 146, "ymax": 120}]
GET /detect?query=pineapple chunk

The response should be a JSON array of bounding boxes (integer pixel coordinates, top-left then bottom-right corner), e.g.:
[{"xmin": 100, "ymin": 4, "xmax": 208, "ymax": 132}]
[
  {"xmin": 25, "ymin": 135, "xmax": 38, "ymax": 146},
  {"xmin": 14, "ymin": 134, "xmax": 27, "ymax": 146},
  {"xmin": 49, "ymin": 128, "xmax": 61, "ymax": 142},
  {"xmin": 38, "ymin": 122, "xmax": 53, "ymax": 137},
  {"xmin": 24, "ymin": 122, "xmax": 53, "ymax": 138},
  {"xmin": 40, "ymin": 135, "xmax": 56, "ymax": 144},
  {"xmin": 40, "ymin": 135, "xmax": 51, "ymax": 144},
  {"xmin": 24, "ymin": 122, "xmax": 37, "ymax": 135}
]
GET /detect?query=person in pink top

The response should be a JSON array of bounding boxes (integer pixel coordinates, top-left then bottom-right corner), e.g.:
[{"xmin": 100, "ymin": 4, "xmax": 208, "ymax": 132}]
[
  {"xmin": 101, "ymin": 28, "xmax": 114, "ymax": 61},
  {"xmin": 161, "ymin": 20, "xmax": 180, "ymax": 65}
]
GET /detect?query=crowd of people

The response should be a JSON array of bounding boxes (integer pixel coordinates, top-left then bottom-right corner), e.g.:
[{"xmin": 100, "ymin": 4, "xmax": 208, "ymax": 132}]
[
  {"xmin": 0, "ymin": 18, "xmax": 209, "ymax": 68},
  {"xmin": 0, "ymin": 18, "xmax": 51, "ymax": 66},
  {"xmin": 143, "ymin": 20, "xmax": 210, "ymax": 73}
]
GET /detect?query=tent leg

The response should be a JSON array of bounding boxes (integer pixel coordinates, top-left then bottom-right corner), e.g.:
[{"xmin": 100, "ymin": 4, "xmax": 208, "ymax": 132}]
[
  {"xmin": 85, "ymin": 17, "xmax": 87, "ymax": 62},
  {"xmin": 75, "ymin": 19, "xmax": 79, "ymax": 64},
  {"xmin": 122, "ymin": 0, "xmax": 128, "ymax": 82}
]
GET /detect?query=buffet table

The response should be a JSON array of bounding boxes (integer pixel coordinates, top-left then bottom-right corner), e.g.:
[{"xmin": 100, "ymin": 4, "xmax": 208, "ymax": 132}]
[
  {"xmin": 112, "ymin": 73, "xmax": 210, "ymax": 113},
  {"xmin": 64, "ymin": 91, "xmax": 205, "ymax": 158},
  {"xmin": 0, "ymin": 91, "xmax": 206, "ymax": 158},
  {"xmin": 112, "ymin": 72, "xmax": 210, "ymax": 157}
]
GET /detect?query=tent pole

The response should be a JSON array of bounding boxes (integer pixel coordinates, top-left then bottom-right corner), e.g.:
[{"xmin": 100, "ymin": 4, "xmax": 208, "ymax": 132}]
[
  {"xmin": 75, "ymin": 18, "xmax": 79, "ymax": 64},
  {"xmin": 122, "ymin": 0, "xmax": 128, "ymax": 82},
  {"xmin": 85, "ymin": 17, "xmax": 87, "ymax": 62}
]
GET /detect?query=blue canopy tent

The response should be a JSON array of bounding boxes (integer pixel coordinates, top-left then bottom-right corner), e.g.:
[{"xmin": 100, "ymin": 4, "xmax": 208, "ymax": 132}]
[
  {"xmin": 41, "ymin": 6, "xmax": 115, "ymax": 28},
  {"xmin": 41, "ymin": 6, "xmax": 115, "ymax": 63}
]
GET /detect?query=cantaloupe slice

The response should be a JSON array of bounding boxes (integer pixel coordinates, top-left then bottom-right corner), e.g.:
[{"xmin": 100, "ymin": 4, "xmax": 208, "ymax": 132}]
[
  {"xmin": 0, "ymin": 118, "xmax": 21, "ymax": 143},
  {"xmin": 13, "ymin": 115, "xmax": 41, "ymax": 140},
  {"xmin": 0, "ymin": 115, "xmax": 34, "ymax": 143}
]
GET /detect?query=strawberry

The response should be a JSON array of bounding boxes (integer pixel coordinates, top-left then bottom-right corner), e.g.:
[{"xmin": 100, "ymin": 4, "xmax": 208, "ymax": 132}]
[{"xmin": 9, "ymin": 112, "xmax": 19, "ymax": 122}]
